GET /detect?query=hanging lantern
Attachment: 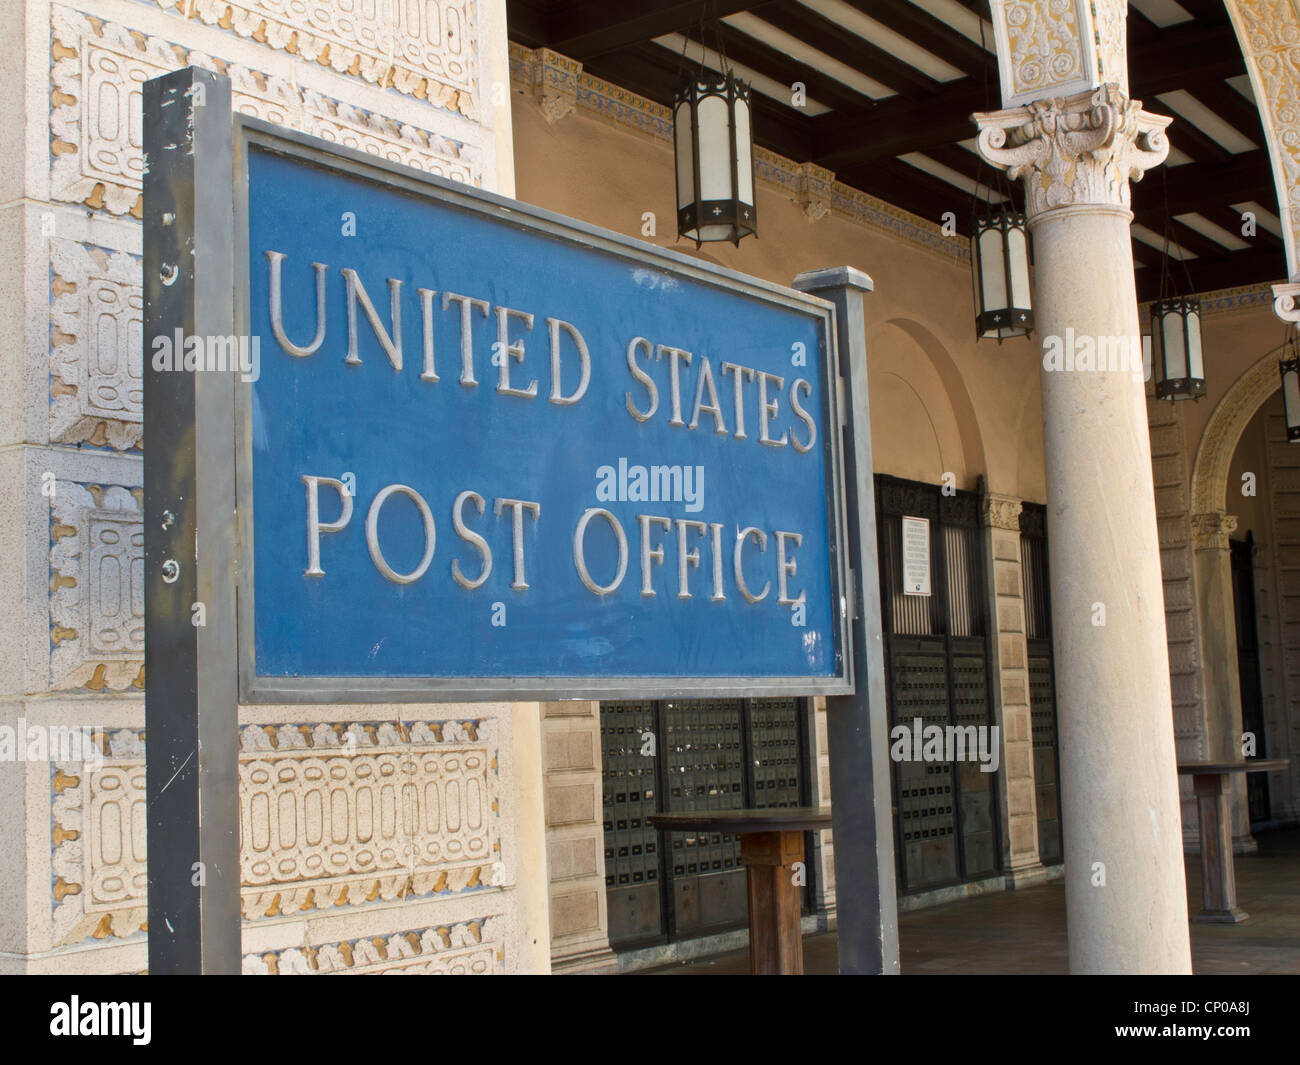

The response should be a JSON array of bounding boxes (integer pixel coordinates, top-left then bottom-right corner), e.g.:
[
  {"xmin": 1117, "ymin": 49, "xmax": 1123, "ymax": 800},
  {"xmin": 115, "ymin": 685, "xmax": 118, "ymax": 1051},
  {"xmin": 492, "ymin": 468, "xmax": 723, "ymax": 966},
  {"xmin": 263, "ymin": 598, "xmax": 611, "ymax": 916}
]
[
  {"xmin": 674, "ymin": 71, "xmax": 756, "ymax": 247},
  {"xmin": 1280, "ymin": 333, "xmax": 1300, "ymax": 442},
  {"xmin": 1151, "ymin": 295, "xmax": 1206, "ymax": 401},
  {"xmin": 971, "ymin": 205, "xmax": 1032, "ymax": 340}
]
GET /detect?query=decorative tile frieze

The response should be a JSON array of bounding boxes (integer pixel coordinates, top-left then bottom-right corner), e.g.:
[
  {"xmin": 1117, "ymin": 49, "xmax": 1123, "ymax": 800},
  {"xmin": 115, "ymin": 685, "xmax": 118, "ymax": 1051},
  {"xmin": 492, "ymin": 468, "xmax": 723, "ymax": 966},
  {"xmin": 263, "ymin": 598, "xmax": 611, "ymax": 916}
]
[
  {"xmin": 242, "ymin": 915, "xmax": 503, "ymax": 974},
  {"xmin": 50, "ymin": 5, "xmax": 478, "ymax": 218},
  {"xmin": 50, "ymin": 238, "xmax": 144, "ymax": 450},
  {"xmin": 48, "ymin": 721, "xmax": 503, "ymax": 947},
  {"xmin": 1194, "ymin": 283, "xmax": 1276, "ymax": 317},
  {"xmin": 49, "ymin": 482, "xmax": 145, "ymax": 693}
]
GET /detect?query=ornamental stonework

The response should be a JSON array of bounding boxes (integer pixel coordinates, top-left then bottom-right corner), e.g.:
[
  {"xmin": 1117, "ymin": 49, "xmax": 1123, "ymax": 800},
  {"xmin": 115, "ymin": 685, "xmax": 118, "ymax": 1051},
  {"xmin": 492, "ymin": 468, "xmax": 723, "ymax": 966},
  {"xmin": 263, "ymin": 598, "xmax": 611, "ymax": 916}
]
[
  {"xmin": 1225, "ymin": 0, "xmax": 1300, "ymax": 285},
  {"xmin": 242, "ymin": 916, "xmax": 503, "ymax": 974},
  {"xmin": 50, "ymin": 239, "xmax": 144, "ymax": 450},
  {"xmin": 982, "ymin": 494, "xmax": 1024, "ymax": 531},
  {"xmin": 793, "ymin": 163, "xmax": 836, "ymax": 223},
  {"xmin": 173, "ymin": 0, "xmax": 479, "ymax": 115},
  {"xmin": 995, "ymin": 0, "xmax": 1086, "ymax": 105},
  {"xmin": 238, "ymin": 720, "xmax": 500, "ymax": 919},
  {"xmin": 50, "ymin": 721, "xmax": 503, "ymax": 948},
  {"xmin": 521, "ymin": 47, "xmax": 581, "ymax": 125},
  {"xmin": 1092, "ymin": 0, "xmax": 1129, "ymax": 95},
  {"xmin": 974, "ymin": 85, "xmax": 1170, "ymax": 220},
  {"xmin": 50, "ymin": 6, "xmax": 478, "ymax": 218},
  {"xmin": 1190, "ymin": 511, "xmax": 1239, "ymax": 552},
  {"xmin": 49, "ymin": 482, "xmax": 145, "ymax": 694},
  {"xmin": 51, "ymin": 729, "xmax": 148, "ymax": 946}
]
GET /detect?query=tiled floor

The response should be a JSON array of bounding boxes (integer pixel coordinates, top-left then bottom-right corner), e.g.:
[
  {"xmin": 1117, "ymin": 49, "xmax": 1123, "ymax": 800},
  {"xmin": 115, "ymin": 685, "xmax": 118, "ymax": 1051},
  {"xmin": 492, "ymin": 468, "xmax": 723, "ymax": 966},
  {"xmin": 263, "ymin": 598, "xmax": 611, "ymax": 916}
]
[{"xmin": 652, "ymin": 828, "xmax": 1300, "ymax": 974}]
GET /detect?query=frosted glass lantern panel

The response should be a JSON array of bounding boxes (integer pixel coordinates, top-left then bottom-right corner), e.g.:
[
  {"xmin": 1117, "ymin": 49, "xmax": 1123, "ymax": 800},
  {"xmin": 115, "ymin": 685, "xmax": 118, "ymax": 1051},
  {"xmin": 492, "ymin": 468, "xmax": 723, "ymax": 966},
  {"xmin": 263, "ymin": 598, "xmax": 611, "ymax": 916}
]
[
  {"xmin": 1185, "ymin": 310, "xmax": 1204, "ymax": 380},
  {"xmin": 1161, "ymin": 310, "xmax": 1187, "ymax": 380},
  {"xmin": 734, "ymin": 97, "xmax": 753, "ymax": 204},
  {"xmin": 675, "ymin": 101, "xmax": 695, "ymax": 211},
  {"xmin": 696, "ymin": 94, "xmax": 732, "ymax": 202},
  {"xmin": 1285, "ymin": 368, "xmax": 1300, "ymax": 429},
  {"xmin": 1008, "ymin": 226, "xmax": 1031, "ymax": 308},
  {"xmin": 978, "ymin": 228, "xmax": 1007, "ymax": 313}
]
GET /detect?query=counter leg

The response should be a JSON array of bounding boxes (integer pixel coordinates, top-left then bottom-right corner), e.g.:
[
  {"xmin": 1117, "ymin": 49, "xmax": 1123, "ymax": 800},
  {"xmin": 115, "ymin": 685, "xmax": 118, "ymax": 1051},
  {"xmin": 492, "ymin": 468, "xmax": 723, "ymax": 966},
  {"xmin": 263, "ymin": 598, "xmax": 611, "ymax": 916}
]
[
  {"xmin": 1192, "ymin": 772, "xmax": 1248, "ymax": 923},
  {"xmin": 741, "ymin": 830, "xmax": 806, "ymax": 974}
]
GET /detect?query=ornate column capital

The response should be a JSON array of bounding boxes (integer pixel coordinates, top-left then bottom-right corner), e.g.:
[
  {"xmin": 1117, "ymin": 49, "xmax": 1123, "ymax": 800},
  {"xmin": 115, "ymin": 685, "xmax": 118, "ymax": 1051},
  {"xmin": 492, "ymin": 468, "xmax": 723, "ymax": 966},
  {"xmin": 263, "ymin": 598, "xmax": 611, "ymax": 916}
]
[
  {"xmin": 1273, "ymin": 280, "xmax": 1300, "ymax": 323},
  {"xmin": 973, "ymin": 84, "xmax": 1170, "ymax": 222},
  {"xmin": 1191, "ymin": 511, "xmax": 1239, "ymax": 552},
  {"xmin": 982, "ymin": 493, "xmax": 1024, "ymax": 531}
]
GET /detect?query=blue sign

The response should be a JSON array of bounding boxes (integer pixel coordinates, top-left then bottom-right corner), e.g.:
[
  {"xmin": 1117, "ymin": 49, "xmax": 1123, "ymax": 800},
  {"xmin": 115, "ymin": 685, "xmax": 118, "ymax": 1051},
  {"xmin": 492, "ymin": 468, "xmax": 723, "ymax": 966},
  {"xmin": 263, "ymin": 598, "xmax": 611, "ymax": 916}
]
[{"xmin": 236, "ymin": 128, "xmax": 849, "ymax": 699}]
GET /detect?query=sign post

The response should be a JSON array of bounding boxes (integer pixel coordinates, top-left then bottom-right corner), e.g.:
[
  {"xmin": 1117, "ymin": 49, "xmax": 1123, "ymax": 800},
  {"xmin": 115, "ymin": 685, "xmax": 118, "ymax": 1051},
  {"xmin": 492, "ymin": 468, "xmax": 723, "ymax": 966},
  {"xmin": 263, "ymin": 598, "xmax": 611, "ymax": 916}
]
[
  {"xmin": 793, "ymin": 268, "xmax": 901, "ymax": 975},
  {"xmin": 143, "ymin": 67, "xmax": 241, "ymax": 974}
]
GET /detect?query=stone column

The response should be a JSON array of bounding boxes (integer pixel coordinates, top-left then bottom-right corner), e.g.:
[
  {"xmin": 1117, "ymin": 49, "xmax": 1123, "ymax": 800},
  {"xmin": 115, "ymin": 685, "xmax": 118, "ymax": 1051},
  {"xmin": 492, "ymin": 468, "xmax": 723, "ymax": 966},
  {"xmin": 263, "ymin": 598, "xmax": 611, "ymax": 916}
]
[
  {"xmin": 1190, "ymin": 512, "xmax": 1257, "ymax": 854},
  {"xmin": 976, "ymin": 85, "xmax": 1191, "ymax": 973},
  {"xmin": 981, "ymin": 492, "xmax": 1047, "ymax": 886}
]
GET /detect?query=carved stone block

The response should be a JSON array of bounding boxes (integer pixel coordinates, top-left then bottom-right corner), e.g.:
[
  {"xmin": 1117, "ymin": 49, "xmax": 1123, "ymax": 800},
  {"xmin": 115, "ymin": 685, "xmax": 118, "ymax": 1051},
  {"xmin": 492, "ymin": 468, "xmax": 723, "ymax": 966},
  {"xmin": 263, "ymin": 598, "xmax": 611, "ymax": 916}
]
[
  {"xmin": 50, "ymin": 239, "xmax": 143, "ymax": 450},
  {"xmin": 49, "ymin": 482, "xmax": 145, "ymax": 693}
]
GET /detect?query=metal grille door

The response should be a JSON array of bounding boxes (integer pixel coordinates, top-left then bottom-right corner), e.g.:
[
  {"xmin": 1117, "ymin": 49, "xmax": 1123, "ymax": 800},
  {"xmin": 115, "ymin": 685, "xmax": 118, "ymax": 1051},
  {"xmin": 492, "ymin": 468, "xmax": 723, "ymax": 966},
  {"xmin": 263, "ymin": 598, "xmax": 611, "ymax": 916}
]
[
  {"xmin": 891, "ymin": 652, "xmax": 958, "ymax": 886},
  {"xmin": 600, "ymin": 701, "xmax": 661, "ymax": 943},
  {"xmin": 662, "ymin": 699, "xmax": 747, "ymax": 936},
  {"xmin": 600, "ymin": 697, "xmax": 812, "ymax": 948},
  {"xmin": 876, "ymin": 475, "xmax": 1002, "ymax": 894}
]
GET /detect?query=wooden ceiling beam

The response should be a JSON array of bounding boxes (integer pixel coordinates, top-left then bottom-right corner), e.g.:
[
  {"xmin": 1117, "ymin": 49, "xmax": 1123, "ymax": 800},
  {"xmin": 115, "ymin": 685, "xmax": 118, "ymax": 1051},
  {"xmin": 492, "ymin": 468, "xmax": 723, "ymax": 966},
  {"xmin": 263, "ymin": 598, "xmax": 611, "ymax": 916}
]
[
  {"xmin": 1131, "ymin": 151, "xmax": 1275, "ymax": 217},
  {"xmin": 1216, "ymin": 206, "xmax": 1285, "ymax": 253},
  {"xmin": 1130, "ymin": 210, "xmax": 1242, "ymax": 263},
  {"xmin": 844, "ymin": 0, "xmax": 993, "ymax": 79},
  {"xmin": 810, "ymin": 23, "xmax": 1243, "ymax": 170},
  {"xmin": 1135, "ymin": 247, "xmax": 1285, "ymax": 301},
  {"xmin": 838, "ymin": 157, "xmax": 974, "ymax": 233},
  {"xmin": 1129, "ymin": 24, "xmax": 1246, "ymax": 98},
  {"xmin": 757, "ymin": 0, "xmax": 942, "ymax": 98},
  {"xmin": 538, "ymin": 0, "xmax": 779, "ymax": 61},
  {"xmin": 705, "ymin": 24, "xmax": 880, "ymax": 111},
  {"xmin": 1142, "ymin": 96, "xmax": 1232, "ymax": 166}
]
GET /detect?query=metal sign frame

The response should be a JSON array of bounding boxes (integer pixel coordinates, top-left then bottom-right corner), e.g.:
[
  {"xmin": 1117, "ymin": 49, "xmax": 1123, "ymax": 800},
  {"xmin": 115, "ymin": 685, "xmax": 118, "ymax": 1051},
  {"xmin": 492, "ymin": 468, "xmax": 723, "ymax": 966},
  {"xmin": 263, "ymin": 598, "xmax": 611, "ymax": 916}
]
[
  {"xmin": 227, "ymin": 118, "xmax": 853, "ymax": 704},
  {"xmin": 145, "ymin": 67, "xmax": 896, "ymax": 976}
]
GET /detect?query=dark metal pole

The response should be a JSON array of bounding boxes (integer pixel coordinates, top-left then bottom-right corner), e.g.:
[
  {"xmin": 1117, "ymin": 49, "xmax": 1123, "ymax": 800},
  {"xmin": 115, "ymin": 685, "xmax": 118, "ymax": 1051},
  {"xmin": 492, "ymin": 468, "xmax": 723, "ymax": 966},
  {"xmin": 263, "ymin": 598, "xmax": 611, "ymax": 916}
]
[
  {"xmin": 143, "ymin": 67, "xmax": 241, "ymax": 974},
  {"xmin": 792, "ymin": 266, "xmax": 900, "ymax": 974}
]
